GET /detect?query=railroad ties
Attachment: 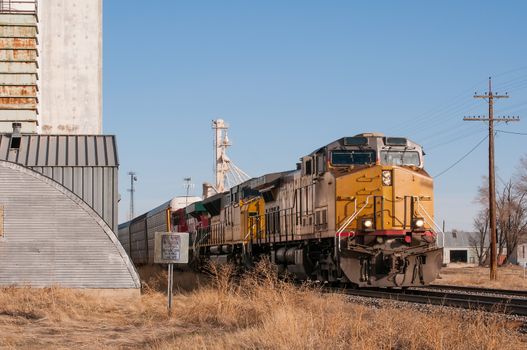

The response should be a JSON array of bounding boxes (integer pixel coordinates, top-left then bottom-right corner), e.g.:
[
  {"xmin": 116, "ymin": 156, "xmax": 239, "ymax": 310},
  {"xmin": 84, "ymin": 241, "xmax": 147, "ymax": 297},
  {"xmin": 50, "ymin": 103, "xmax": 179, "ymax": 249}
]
[{"xmin": 325, "ymin": 285, "xmax": 527, "ymax": 317}]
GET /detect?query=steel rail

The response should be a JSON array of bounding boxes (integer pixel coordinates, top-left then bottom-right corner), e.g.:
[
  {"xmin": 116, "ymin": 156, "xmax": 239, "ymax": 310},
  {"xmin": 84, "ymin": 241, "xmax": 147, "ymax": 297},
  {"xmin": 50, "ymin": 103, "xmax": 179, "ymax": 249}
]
[
  {"xmin": 424, "ymin": 284, "xmax": 527, "ymax": 298},
  {"xmin": 326, "ymin": 287, "xmax": 527, "ymax": 317}
]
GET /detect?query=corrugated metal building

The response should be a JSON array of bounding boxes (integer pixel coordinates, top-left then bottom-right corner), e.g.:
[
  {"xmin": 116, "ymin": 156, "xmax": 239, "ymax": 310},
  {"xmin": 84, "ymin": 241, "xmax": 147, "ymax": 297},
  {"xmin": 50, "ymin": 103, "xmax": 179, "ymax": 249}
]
[
  {"xmin": 0, "ymin": 134, "xmax": 119, "ymax": 231},
  {"xmin": 0, "ymin": 134, "xmax": 140, "ymax": 290}
]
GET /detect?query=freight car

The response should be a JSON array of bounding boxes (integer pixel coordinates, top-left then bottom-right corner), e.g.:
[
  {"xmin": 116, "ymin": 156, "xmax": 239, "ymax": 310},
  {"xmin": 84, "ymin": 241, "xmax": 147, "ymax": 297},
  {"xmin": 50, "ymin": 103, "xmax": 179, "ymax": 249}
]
[
  {"xmin": 118, "ymin": 196, "xmax": 202, "ymax": 264},
  {"xmin": 119, "ymin": 133, "xmax": 443, "ymax": 287}
]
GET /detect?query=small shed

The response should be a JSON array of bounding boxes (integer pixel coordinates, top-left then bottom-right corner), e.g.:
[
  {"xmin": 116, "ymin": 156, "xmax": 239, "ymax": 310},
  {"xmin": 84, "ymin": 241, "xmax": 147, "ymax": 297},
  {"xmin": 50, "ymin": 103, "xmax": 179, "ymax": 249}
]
[
  {"xmin": 441, "ymin": 230, "xmax": 510, "ymax": 266},
  {"xmin": 0, "ymin": 134, "xmax": 140, "ymax": 291},
  {"xmin": 441, "ymin": 230, "xmax": 480, "ymax": 265}
]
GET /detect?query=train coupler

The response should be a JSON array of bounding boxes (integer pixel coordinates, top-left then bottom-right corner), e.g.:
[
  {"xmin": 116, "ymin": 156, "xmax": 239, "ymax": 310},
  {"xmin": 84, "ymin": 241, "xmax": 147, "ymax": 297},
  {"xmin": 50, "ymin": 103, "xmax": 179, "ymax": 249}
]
[{"xmin": 339, "ymin": 245, "xmax": 443, "ymax": 287}]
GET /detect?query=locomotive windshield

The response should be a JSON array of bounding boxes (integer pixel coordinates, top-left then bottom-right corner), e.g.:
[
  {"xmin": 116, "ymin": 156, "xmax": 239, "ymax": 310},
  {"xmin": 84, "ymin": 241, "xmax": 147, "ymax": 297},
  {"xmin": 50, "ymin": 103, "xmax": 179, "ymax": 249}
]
[
  {"xmin": 331, "ymin": 150, "xmax": 376, "ymax": 165},
  {"xmin": 380, "ymin": 150, "xmax": 420, "ymax": 166}
]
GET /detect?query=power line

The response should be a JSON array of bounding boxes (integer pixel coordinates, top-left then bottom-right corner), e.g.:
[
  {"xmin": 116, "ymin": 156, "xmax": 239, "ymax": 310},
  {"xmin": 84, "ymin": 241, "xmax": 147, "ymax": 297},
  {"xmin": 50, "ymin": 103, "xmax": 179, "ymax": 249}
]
[
  {"xmin": 496, "ymin": 129, "xmax": 527, "ymax": 136},
  {"xmin": 433, "ymin": 134, "xmax": 488, "ymax": 178},
  {"xmin": 426, "ymin": 128, "xmax": 487, "ymax": 151},
  {"xmin": 394, "ymin": 67, "xmax": 527, "ymax": 136}
]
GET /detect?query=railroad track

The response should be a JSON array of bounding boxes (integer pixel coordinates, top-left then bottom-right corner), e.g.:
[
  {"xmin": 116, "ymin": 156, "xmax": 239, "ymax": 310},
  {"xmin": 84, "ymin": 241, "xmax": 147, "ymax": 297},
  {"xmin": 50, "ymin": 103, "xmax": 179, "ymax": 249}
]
[
  {"xmin": 328, "ymin": 286, "xmax": 527, "ymax": 317},
  {"xmin": 426, "ymin": 284, "xmax": 527, "ymax": 298}
]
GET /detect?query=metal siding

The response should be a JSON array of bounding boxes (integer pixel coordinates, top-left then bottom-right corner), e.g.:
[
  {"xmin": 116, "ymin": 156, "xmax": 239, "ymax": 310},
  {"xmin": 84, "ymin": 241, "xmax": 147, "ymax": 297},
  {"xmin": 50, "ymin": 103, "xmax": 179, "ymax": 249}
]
[
  {"xmin": 57, "ymin": 136, "xmax": 67, "ymax": 166},
  {"xmin": 0, "ymin": 161, "xmax": 139, "ymax": 289},
  {"xmin": 113, "ymin": 168, "xmax": 118, "ymax": 233},
  {"xmin": 83, "ymin": 167, "xmax": 93, "ymax": 207},
  {"xmin": 86, "ymin": 137, "xmax": 96, "ymax": 166},
  {"xmin": 0, "ymin": 136, "xmax": 9, "ymax": 158},
  {"xmin": 0, "ymin": 135, "xmax": 118, "ymax": 167},
  {"xmin": 16, "ymin": 136, "xmax": 29, "ymax": 163},
  {"xmin": 77, "ymin": 136, "xmax": 86, "ymax": 165},
  {"xmin": 73, "ymin": 167, "xmax": 83, "ymax": 198},
  {"xmin": 6, "ymin": 147, "xmax": 17, "ymax": 163},
  {"xmin": 106, "ymin": 137, "xmax": 116, "ymax": 166},
  {"xmin": 47, "ymin": 136, "xmax": 57, "ymax": 165},
  {"xmin": 42, "ymin": 166, "xmax": 52, "ymax": 178},
  {"xmin": 52, "ymin": 166, "xmax": 63, "ymax": 184},
  {"xmin": 63, "ymin": 167, "xmax": 73, "ymax": 191},
  {"xmin": 26, "ymin": 135, "xmax": 38, "ymax": 165},
  {"xmin": 96, "ymin": 136, "xmax": 106, "ymax": 166},
  {"xmin": 103, "ymin": 167, "xmax": 113, "ymax": 231},
  {"xmin": 37, "ymin": 136, "xmax": 47, "ymax": 166},
  {"xmin": 0, "ymin": 135, "xmax": 119, "ymax": 236},
  {"xmin": 67, "ymin": 136, "xmax": 77, "ymax": 165},
  {"xmin": 92, "ymin": 167, "xmax": 102, "ymax": 215}
]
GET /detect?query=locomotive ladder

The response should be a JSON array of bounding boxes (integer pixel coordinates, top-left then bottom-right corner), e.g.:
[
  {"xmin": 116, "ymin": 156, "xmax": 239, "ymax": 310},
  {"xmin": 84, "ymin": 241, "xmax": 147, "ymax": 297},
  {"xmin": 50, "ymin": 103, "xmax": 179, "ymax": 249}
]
[
  {"xmin": 414, "ymin": 196, "xmax": 445, "ymax": 248},
  {"xmin": 335, "ymin": 195, "xmax": 372, "ymax": 252}
]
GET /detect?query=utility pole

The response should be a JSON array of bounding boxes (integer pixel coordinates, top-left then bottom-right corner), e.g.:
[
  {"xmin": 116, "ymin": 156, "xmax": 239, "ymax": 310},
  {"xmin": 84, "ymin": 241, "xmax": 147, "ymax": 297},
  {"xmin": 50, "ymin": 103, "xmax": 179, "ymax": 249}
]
[
  {"xmin": 128, "ymin": 171, "xmax": 137, "ymax": 220},
  {"xmin": 463, "ymin": 77, "xmax": 520, "ymax": 280}
]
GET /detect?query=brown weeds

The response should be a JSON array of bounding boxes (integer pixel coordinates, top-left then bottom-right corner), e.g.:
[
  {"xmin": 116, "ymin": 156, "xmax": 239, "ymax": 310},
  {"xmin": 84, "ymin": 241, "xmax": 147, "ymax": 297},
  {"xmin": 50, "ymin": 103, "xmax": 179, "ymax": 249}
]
[
  {"xmin": 438, "ymin": 264, "xmax": 527, "ymax": 290},
  {"xmin": 0, "ymin": 261, "xmax": 525, "ymax": 349}
]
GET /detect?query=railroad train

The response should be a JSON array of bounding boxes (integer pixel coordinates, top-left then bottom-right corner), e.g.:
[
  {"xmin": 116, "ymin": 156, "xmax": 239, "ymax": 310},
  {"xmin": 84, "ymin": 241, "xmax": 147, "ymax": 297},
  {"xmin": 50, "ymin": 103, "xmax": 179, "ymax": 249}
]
[{"xmin": 118, "ymin": 133, "xmax": 443, "ymax": 287}]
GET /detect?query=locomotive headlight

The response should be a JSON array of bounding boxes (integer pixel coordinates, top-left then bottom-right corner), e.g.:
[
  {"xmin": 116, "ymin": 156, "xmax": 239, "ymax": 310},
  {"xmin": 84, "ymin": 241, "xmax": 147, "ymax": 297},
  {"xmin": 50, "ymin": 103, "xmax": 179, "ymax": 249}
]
[
  {"xmin": 414, "ymin": 218, "xmax": 425, "ymax": 228},
  {"xmin": 382, "ymin": 170, "xmax": 392, "ymax": 186},
  {"xmin": 362, "ymin": 218, "xmax": 373, "ymax": 230}
]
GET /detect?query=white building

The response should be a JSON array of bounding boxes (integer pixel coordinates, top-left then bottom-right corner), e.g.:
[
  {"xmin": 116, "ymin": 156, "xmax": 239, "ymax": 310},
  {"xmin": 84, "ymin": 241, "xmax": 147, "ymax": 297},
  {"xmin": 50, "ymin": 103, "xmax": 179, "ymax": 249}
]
[{"xmin": 441, "ymin": 230, "xmax": 480, "ymax": 265}]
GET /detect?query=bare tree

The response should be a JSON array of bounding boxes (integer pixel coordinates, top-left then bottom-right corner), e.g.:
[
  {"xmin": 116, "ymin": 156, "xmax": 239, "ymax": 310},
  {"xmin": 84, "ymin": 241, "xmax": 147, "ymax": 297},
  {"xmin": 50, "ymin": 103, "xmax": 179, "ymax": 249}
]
[
  {"xmin": 495, "ymin": 180, "xmax": 527, "ymax": 263},
  {"xmin": 516, "ymin": 155, "xmax": 527, "ymax": 193},
  {"xmin": 470, "ymin": 208, "xmax": 489, "ymax": 266},
  {"xmin": 474, "ymin": 167, "xmax": 527, "ymax": 264}
]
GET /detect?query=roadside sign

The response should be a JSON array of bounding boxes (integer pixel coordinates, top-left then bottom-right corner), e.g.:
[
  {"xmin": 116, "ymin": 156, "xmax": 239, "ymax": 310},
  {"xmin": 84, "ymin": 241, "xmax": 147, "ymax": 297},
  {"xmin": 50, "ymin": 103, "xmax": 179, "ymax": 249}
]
[
  {"xmin": 154, "ymin": 232, "xmax": 189, "ymax": 264},
  {"xmin": 154, "ymin": 232, "xmax": 190, "ymax": 316}
]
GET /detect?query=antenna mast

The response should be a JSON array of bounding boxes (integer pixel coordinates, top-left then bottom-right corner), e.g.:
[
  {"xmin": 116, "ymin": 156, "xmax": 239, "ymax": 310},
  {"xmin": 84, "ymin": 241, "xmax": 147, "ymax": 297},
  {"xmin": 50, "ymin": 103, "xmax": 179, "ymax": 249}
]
[
  {"xmin": 183, "ymin": 177, "xmax": 194, "ymax": 207},
  {"xmin": 128, "ymin": 171, "xmax": 137, "ymax": 220}
]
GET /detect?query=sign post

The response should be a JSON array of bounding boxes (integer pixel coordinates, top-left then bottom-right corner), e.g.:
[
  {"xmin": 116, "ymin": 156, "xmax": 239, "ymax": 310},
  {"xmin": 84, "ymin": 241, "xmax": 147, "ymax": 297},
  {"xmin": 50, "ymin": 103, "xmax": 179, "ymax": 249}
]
[{"xmin": 154, "ymin": 232, "xmax": 189, "ymax": 316}]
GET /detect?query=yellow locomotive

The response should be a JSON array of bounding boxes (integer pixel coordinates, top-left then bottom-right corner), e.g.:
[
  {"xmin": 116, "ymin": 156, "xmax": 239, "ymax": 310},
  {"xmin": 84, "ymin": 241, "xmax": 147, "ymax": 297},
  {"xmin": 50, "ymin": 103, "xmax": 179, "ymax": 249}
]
[
  {"xmin": 119, "ymin": 133, "xmax": 443, "ymax": 287},
  {"xmin": 190, "ymin": 133, "xmax": 443, "ymax": 287}
]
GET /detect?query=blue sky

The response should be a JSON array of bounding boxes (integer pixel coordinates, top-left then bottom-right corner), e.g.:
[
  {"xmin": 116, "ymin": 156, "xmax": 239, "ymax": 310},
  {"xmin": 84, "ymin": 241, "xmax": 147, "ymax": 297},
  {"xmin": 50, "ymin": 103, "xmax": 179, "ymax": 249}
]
[{"xmin": 103, "ymin": 1, "xmax": 527, "ymax": 230}]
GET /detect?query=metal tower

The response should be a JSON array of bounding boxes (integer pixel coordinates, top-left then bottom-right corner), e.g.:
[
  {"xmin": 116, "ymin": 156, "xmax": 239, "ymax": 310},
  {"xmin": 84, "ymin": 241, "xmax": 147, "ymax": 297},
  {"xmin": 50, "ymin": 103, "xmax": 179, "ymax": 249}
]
[
  {"xmin": 183, "ymin": 177, "xmax": 194, "ymax": 206},
  {"xmin": 128, "ymin": 171, "xmax": 137, "ymax": 220},
  {"xmin": 212, "ymin": 119, "xmax": 250, "ymax": 193}
]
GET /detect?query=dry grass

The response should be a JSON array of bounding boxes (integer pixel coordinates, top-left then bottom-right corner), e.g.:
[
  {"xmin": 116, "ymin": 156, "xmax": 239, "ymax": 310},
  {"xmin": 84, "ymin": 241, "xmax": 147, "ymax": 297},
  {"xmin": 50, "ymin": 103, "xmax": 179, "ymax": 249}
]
[
  {"xmin": 437, "ymin": 263, "xmax": 527, "ymax": 290},
  {"xmin": 0, "ymin": 261, "xmax": 525, "ymax": 349}
]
